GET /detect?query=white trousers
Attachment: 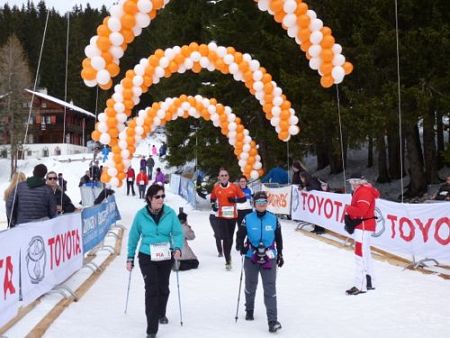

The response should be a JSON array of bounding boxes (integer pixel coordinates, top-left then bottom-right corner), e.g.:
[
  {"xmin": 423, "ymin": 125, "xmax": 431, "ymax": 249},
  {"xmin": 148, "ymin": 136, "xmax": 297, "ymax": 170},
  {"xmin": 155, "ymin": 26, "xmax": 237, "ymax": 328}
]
[{"xmin": 353, "ymin": 228, "xmax": 374, "ymax": 291}]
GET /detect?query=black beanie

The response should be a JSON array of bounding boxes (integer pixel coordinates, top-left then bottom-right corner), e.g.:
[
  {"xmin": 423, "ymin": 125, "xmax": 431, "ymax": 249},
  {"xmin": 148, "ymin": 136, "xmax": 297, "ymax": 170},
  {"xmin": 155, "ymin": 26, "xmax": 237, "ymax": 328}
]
[{"xmin": 33, "ymin": 164, "xmax": 48, "ymax": 178}]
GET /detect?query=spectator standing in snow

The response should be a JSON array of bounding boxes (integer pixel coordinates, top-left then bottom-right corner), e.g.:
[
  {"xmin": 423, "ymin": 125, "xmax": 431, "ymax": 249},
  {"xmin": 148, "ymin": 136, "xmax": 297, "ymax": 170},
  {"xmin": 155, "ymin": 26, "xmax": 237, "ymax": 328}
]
[
  {"xmin": 151, "ymin": 145, "xmax": 158, "ymax": 157},
  {"xmin": 6, "ymin": 164, "xmax": 57, "ymax": 226},
  {"xmin": 57, "ymin": 173, "xmax": 67, "ymax": 192},
  {"xmin": 210, "ymin": 168, "xmax": 246, "ymax": 270},
  {"xmin": 154, "ymin": 168, "xmax": 166, "ymax": 185},
  {"xmin": 136, "ymin": 169, "xmax": 149, "ymax": 199},
  {"xmin": 140, "ymin": 156, "xmax": 147, "ymax": 174},
  {"xmin": 236, "ymin": 175, "xmax": 253, "ymax": 228},
  {"xmin": 235, "ymin": 190, "xmax": 284, "ymax": 333},
  {"xmin": 79, "ymin": 170, "xmax": 91, "ymax": 187},
  {"xmin": 261, "ymin": 161, "xmax": 289, "ymax": 185},
  {"xmin": 3, "ymin": 171, "xmax": 26, "ymax": 227},
  {"xmin": 147, "ymin": 156, "xmax": 155, "ymax": 180},
  {"xmin": 89, "ymin": 161, "xmax": 100, "ymax": 181},
  {"xmin": 345, "ymin": 173, "xmax": 380, "ymax": 295},
  {"xmin": 175, "ymin": 208, "xmax": 199, "ymax": 271},
  {"xmin": 126, "ymin": 167, "xmax": 136, "ymax": 196},
  {"xmin": 299, "ymin": 171, "xmax": 325, "ymax": 234},
  {"xmin": 127, "ymin": 184, "xmax": 183, "ymax": 338},
  {"xmin": 46, "ymin": 171, "xmax": 76, "ymax": 214}
]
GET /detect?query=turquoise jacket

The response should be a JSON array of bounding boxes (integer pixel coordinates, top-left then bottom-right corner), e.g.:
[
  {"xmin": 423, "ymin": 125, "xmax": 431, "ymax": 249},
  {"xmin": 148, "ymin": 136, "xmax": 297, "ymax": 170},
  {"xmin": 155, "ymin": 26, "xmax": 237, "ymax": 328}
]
[{"xmin": 127, "ymin": 205, "xmax": 184, "ymax": 259}]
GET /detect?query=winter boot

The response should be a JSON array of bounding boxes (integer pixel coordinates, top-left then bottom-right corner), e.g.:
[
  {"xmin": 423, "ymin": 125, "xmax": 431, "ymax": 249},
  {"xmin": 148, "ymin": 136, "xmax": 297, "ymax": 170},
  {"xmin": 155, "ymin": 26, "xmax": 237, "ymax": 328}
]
[
  {"xmin": 159, "ymin": 316, "xmax": 169, "ymax": 324},
  {"xmin": 345, "ymin": 286, "xmax": 366, "ymax": 295},
  {"xmin": 268, "ymin": 320, "xmax": 282, "ymax": 333},
  {"xmin": 218, "ymin": 252, "xmax": 223, "ymax": 257},
  {"xmin": 146, "ymin": 334, "xmax": 156, "ymax": 338},
  {"xmin": 245, "ymin": 310, "xmax": 254, "ymax": 321},
  {"xmin": 366, "ymin": 275, "xmax": 375, "ymax": 290},
  {"xmin": 225, "ymin": 260, "xmax": 232, "ymax": 271}
]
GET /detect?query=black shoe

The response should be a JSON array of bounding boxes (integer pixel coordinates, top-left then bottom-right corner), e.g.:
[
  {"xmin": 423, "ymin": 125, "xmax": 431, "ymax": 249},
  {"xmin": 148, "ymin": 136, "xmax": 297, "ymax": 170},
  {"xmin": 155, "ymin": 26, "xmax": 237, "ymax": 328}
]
[
  {"xmin": 268, "ymin": 320, "xmax": 282, "ymax": 333},
  {"xmin": 366, "ymin": 275, "xmax": 375, "ymax": 290},
  {"xmin": 345, "ymin": 286, "xmax": 366, "ymax": 295},
  {"xmin": 245, "ymin": 310, "xmax": 254, "ymax": 321},
  {"xmin": 218, "ymin": 252, "xmax": 223, "ymax": 257},
  {"xmin": 147, "ymin": 334, "xmax": 156, "ymax": 338},
  {"xmin": 159, "ymin": 316, "xmax": 168, "ymax": 324}
]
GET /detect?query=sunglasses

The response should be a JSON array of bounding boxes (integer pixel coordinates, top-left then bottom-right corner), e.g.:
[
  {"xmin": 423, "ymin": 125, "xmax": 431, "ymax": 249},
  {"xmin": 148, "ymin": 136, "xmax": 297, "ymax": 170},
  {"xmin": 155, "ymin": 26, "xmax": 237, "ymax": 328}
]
[
  {"xmin": 47, "ymin": 177, "xmax": 57, "ymax": 180},
  {"xmin": 255, "ymin": 199, "xmax": 268, "ymax": 205},
  {"xmin": 153, "ymin": 194, "xmax": 166, "ymax": 200}
]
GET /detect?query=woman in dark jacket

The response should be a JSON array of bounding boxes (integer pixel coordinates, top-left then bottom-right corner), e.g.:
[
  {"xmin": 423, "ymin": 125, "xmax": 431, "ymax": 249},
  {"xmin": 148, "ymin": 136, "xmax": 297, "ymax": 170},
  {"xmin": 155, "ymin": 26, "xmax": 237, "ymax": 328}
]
[{"xmin": 299, "ymin": 172, "xmax": 325, "ymax": 234}]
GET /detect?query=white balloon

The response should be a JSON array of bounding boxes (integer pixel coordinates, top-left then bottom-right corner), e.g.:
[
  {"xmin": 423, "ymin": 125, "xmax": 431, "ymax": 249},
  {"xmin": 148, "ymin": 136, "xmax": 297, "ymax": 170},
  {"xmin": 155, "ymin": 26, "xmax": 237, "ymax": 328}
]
[
  {"xmin": 228, "ymin": 122, "xmax": 237, "ymax": 131},
  {"xmin": 139, "ymin": 58, "xmax": 149, "ymax": 68},
  {"xmin": 133, "ymin": 26, "xmax": 143, "ymax": 36},
  {"xmin": 310, "ymin": 31, "xmax": 323, "ymax": 45},
  {"xmin": 310, "ymin": 18, "xmax": 323, "ymax": 32},
  {"xmin": 137, "ymin": 0, "xmax": 153, "ymax": 13},
  {"xmin": 119, "ymin": 131, "xmax": 127, "ymax": 140},
  {"xmin": 83, "ymin": 79, "xmax": 97, "ymax": 87},
  {"xmin": 85, "ymin": 44, "xmax": 101, "ymax": 58},
  {"xmin": 249, "ymin": 59, "xmax": 260, "ymax": 71},
  {"xmin": 207, "ymin": 41, "xmax": 218, "ymax": 51},
  {"xmin": 132, "ymin": 96, "xmax": 140, "ymax": 105},
  {"xmin": 107, "ymin": 17, "xmax": 121, "ymax": 32},
  {"xmin": 200, "ymin": 57, "xmax": 210, "ymax": 68},
  {"xmin": 250, "ymin": 170, "xmax": 259, "ymax": 180},
  {"xmin": 233, "ymin": 72, "xmax": 242, "ymax": 82},
  {"xmin": 332, "ymin": 43, "xmax": 343, "ymax": 54},
  {"xmin": 109, "ymin": 46, "xmax": 124, "ymax": 59},
  {"xmin": 91, "ymin": 56, "xmax": 106, "ymax": 71},
  {"xmin": 110, "ymin": 177, "xmax": 119, "ymax": 187},
  {"xmin": 283, "ymin": 0, "xmax": 297, "ymax": 14},
  {"xmin": 153, "ymin": 118, "xmax": 161, "ymax": 126},
  {"xmin": 109, "ymin": 32, "xmax": 124, "ymax": 46},
  {"xmin": 254, "ymin": 162, "xmax": 262, "ymax": 170},
  {"xmin": 157, "ymin": 110, "xmax": 166, "ymax": 119},
  {"xmin": 133, "ymin": 76, "xmax": 144, "ymax": 88},
  {"xmin": 271, "ymin": 106, "xmax": 281, "ymax": 116},
  {"xmin": 308, "ymin": 45, "xmax": 322, "ymax": 58},
  {"xmin": 257, "ymin": 0, "xmax": 269, "ymax": 11},
  {"xmin": 271, "ymin": 117, "xmax": 280, "ymax": 127},
  {"xmin": 159, "ymin": 56, "xmax": 169, "ymax": 68},
  {"xmin": 99, "ymin": 133, "xmax": 111, "ymax": 144},
  {"xmin": 289, "ymin": 125, "xmax": 300, "ymax": 135},
  {"xmin": 112, "ymin": 93, "xmax": 123, "ymax": 103},
  {"xmin": 332, "ymin": 66, "xmax": 345, "ymax": 84},
  {"xmin": 155, "ymin": 66, "xmax": 165, "ymax": 78},
  {"xmin": 109, "ymin": 4, "xmax": 123, "ymax": 18},
  {"xmin": 164, "ymin": 48, "xmax": 175, "ymax": 60},
  {"xmin": 240, "ymin": 152, "xmax": 249, "ymax": 160},
  {"xmin": 223, "ymin": 54, "xmax": 234, "ymax": 65},
  {"xmin": 119, "ymin": 140, "xmax": 128, "ymax": 149},
  {"xmin": 307, "ymin": 10, "xmax": 317, "ymax": 20},
  {"xmin": 290, "ymin": 115, "xmax": 299, "ymax": 125},
  {"xmin": 332, "ymin": 54, "xmax": 346, "ymax": 67},
  {"xmin": 238, "ymin": 159, "xmax": 246, "ymax": 168},
  {"xmin": 287, "ymin": 26, "xmax": 298, "ymax": 39},
  {"xmin": 136, "ymin": 12, "xmax": 151, "ymax": 28},
  {"xmin": 190, "ymin": 51, "xmax": 201, "ymax": 62},
  {"xmin": 116, "ymin": 112, "xmax": 127, "ymax": 123},
  {"xmin": 207, "ymin": 63, "xmax": 216, "ymax": 72},
  {"xmin": 224, "ymin": 106, "xmax": 232, "ymax": 115},
  {"xmin": 242, "ymin": 143, "xmax": 251, "ymax": 152},
  {"xmin": 229, "ymin": 63, "xmax": 239, "ymax": 74},
  {"xmin": 134, "ymin": 64, "xmax": 145, "ymax": 76},
  {"xmin": 252, "ymin": 70, "xmax": 263, "ymax": 81},
  {"xmin": 184, "ymin": 58, "xmax": 194, "ymax": 69},
  {"xmin": 253, "ymin": 81, "xmax": 264, "ymax": 92},
  {"xmin": 244, "ymin": 135, "xmax": 251, "ymax": 143},
  {"xmin": 273, "ymin": 86, "xmax": 282, "ymax": 96},
  {"xmin": 255, "ymin": 91, "xmax": 264, "ymax": 101},
  {"xmin": 178, "ymin": 65, "xmax": 187, "ymax": 74},
  {"xmin": 114, "ymin": 102, "xmax": 125, "ymax": 113},
  {"xmin": 133, "ymin": 86, "xmax": 143, "ymax": 96},
  {"xmin": 107, "ymin": 167, "xmax": 118, "ymax": 177},
  {"xmin": 96, "ymin": 69, "xmax": 110, "ymax": 85},
  {"xmin": 282, "ymin": 14, "xmax": 297, "ymax": 28},
  {"xmin": 272, "ymin": 96, "xmax": 283, "ymax": 106},
  {"xmin": 216, "ymin": 46, "xmax": 227, "ymax": 58},
  {"xmin": 242, "ymin": 53, "xmax": 252, "ymax": 62},
  {"xmin": 309, "ymin": 57, "xmax": 321, "ymax": 70},
  {"xmin": 135, "ymin": 126, "xmax": 144, "ymax": 135},
  {"xmin": 136, "ymin": 116, "xmax": 144, "ymax": 126}
]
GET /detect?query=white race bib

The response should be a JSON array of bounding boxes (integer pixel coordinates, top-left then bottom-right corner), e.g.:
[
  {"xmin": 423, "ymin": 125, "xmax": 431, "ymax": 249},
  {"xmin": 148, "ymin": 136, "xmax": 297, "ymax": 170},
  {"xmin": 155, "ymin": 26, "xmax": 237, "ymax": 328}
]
[
  {"xmin": 139, "ymin": 180, "xmax": 145, "ymax": 185},
  {"xmin": 221, "ymin": 206, "xmax": 235, "ymax": 219},
  {"xmin": 127, "ymin": 178, "xmax": 133, "ymax": 182},
  {"xmin": 150, "ymin": 242, "xmax": 171, "ymax": 261}
]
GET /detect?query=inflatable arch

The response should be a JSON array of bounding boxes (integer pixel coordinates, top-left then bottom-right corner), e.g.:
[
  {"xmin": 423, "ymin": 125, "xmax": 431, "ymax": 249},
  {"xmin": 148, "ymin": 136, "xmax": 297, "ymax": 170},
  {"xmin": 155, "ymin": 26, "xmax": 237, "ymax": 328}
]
[
  {"xmin": 99, "ymin": 95, "xmax": 264, "ymax": 186},
  {"xmin": 91, "ymin": 42, "xmax": 300, "ymax": 143},
  {"xmin": 81, "ymin": 0, "xmax": 353, "ymax": 89}
]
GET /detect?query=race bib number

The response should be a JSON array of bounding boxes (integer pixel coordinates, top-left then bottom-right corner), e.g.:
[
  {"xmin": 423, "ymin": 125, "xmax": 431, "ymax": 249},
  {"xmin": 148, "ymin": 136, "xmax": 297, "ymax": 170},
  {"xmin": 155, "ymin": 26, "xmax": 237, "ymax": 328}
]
[
  {"xmin": 221, "ymin": 206, "xmax": 235, "ymax": 218},
  {"xmin": 139, "ymin": 180, "xmax": 145, "ymax": 185},
  {"xmin": 128, "ymin": 178, "xmax": 133, "ymax": 182},
  {"xmin": 150, "ymin": 242, "xmax": 171, "ymax": 261},
  {"xmin": 266, "ymin": 250, "xmax": 275, "ymax": 259}
]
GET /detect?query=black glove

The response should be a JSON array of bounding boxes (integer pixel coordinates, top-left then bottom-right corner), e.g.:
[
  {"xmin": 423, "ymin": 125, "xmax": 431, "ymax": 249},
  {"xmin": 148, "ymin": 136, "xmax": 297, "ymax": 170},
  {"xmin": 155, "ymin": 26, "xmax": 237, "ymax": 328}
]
[
  {"xmin": 211, "ymin": 202, "xmax": 218, "ymax": 212},
  {"xmin": 236, "ymin": 243, "xmax": 248, "ymax": 255},
  {"xmin": 228, "ymin": 197, "xmax": 236, "ymax": 203},
  {"xmin": 277, "ymin": 254, "xmax": 284, "ymax": 268},
  {"xmin": 127, "ymin": 257, "xmax": 134, "ymax": 268}
]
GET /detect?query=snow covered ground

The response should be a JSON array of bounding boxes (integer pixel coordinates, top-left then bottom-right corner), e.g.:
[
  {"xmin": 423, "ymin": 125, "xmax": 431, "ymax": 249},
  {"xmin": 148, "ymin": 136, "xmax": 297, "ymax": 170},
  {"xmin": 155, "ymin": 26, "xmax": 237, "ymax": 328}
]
[{"xmin": 2, "ymin": 137, "xmax": 450, "ymax": 338}]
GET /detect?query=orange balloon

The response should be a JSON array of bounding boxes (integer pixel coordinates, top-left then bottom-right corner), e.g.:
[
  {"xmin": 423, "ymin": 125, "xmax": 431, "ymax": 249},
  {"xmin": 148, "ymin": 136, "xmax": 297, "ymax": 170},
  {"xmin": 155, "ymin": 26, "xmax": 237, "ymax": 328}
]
[
  {"xmin": 97, "ymin": 36, "xmax": 111, "ymax": 52},
  {"xmin": 121, "ymin": 14, "xmax": 136, "ymax": 30},
  {"xmin": 99, "ymin": 80, "xmax": 113, "ymax": 90},
  {"xmin": 322, "ymin": 26, "xmax": 332, "ymax": 36},
  {"xmin": 81, "ymin": 67, "xmax": 96, "ymax": 80},
  {"xmin": 321, "ymin": 35, "xmax": 335, "ymax": 49},
  {"xmin": 91, "ymin": 130, "xmax": 100, "ymax": 141},
  {"xmin": 297, "ymin": 15, "xmax": 310, "ymax": 29},
  {"xmin": 343, "ymin": 62, "xmax": 354, "ymax": 75},
  {"xmin": 124, "ymin": 0, "xmax": 138, "ymax": 14},
  {"xmin": 97, "ymin": 24, "xmax": 110, "ymax": 37},
  {"xmin": 320, "ymin": 62, "xmax": 333, "ymax": 76},
  {"xmin": 153, "ymin": 0, "xmax": 164, "ymax": 10},
  {"xmin": 270, "ymin": 0, "xmax": 283, "ymax": 13},
  {"xmin": 82, "ymin": 58, "xmax": 91, "ymax": 69},
  {"xmin": 122, "ymin": 29, "xmax": 134, "ymax": 43},
  {"xmin": 106, "ymin": 63, "xmax": 120, "ymax": 77},
  {"xmin": 321, "ymin": 48, "xmax": 334, "ymax": 62},
  {"xmin": 274, "ymin": 11, "xmax": 284, "ymax": 24},
  {"xmin": 320, "ymin": 75, "xmax": 334, "ymax": 88},
  {"xmin": 199, "ymin": 44, "xmax": 209, "ymax": 56}
]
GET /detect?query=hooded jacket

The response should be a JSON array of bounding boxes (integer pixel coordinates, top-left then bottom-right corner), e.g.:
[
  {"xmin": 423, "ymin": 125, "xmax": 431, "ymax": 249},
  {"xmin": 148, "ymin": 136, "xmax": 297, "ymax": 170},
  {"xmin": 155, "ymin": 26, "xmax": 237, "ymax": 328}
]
[{"xmin": 346, "ymin": 183, "xmax": 380, "ymax": 231}]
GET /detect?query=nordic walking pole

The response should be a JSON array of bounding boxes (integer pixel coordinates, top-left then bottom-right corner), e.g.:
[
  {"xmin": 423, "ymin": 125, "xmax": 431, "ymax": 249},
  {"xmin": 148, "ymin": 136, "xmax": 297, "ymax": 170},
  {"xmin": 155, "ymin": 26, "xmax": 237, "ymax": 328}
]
[
  {"xmin": 124, "ymin": 268, "xmax": 132, "ymax": 314},
  {"xmin": 235, "ymin": 255, "xmax": 245, "ymax": 323},
  {"xmin": 174, "ymin": 259, "xmax": 183, "ymax": 326}
]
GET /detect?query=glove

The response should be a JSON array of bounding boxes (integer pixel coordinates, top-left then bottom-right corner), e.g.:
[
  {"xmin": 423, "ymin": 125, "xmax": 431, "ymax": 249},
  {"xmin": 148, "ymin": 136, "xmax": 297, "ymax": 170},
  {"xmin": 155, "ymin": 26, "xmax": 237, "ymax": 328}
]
[
  {"xmin": 277, "ymin": 255, "xmax": 284, "ymax": 268},
  {"xmin": 127, "ymin": 257, "xmax": 134, "ymax": 269},
  {"xmin": 228, "ymin": 197, "xmax": 236, "ymax": 203},
  {"xmin": 211, "ymin": 202, "xmax": 218, "ymax": 212},
  {"xmin": 236, "ymin": 243, "xmax": 248, "ymax": 255}
]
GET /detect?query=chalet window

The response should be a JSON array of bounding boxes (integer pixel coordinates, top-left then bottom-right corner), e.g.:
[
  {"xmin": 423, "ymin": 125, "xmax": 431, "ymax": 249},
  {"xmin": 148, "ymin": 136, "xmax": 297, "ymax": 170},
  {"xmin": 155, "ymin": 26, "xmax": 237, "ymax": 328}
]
[
  {"xmin": 27, "ymin": 150, "xmax": 32, "ymax": 156},
  {"xmin": 36, "ymin": 115, "xmax": 41, "ymax": 124},
  {"xmin": 46, "ymin": 116, "xmax": 51, "ymax": 124},
  {"xmin": 41, "ymin": 102, "xmax": 47, "ymax": 108},
  {"xmin": 28, "ymin": 134, "xmax": 33, "ymax": 143}
]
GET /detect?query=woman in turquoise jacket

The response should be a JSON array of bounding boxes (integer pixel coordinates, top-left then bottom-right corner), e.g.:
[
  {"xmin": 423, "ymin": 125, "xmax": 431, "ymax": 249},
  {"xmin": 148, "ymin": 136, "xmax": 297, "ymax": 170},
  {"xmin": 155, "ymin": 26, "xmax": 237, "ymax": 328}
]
[{"xmin": 127, "ymin": 184, "xmax": 184, "ymax": 338}]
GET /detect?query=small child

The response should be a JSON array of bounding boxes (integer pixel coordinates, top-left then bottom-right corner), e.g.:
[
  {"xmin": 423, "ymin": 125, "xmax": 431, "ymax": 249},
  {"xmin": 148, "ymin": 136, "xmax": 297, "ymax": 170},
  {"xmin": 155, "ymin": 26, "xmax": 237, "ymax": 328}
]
[{"xmin": 175, "ymin": 208, "xmax": 199, "ymax": 271}]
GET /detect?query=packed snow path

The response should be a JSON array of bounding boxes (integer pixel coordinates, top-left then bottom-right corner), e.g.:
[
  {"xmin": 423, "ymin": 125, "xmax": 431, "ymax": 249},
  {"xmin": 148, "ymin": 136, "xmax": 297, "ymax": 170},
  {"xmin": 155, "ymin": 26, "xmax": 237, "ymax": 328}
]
[{"xmin": 37, "ymin": 191, "xmax": 450, "ymax": 338}]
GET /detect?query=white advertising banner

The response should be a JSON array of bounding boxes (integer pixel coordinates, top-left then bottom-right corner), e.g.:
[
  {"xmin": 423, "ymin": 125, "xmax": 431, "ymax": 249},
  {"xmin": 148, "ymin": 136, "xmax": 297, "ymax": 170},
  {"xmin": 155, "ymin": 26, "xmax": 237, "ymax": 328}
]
[
  {"xmin": 262, "ymin": 185, "xmax": 292, "ymax": 215},
  {"xmin": 19, "ymin": 213, "xmax": 84, "ymax": 306},
  {"xmin": 291, "ymin": 187, "xmax": 450, "ymax": 263},
  {"xmin": 0, "ymin": 229, "xmax": 21, "ymax": 328}
]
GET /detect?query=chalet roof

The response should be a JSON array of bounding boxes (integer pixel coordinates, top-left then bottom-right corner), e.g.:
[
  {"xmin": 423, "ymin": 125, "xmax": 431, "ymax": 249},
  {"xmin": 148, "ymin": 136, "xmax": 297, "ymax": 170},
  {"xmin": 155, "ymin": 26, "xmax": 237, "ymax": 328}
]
[{"xmin": 25, "ymin": 89, "xmax": 96, "ymax": 119}]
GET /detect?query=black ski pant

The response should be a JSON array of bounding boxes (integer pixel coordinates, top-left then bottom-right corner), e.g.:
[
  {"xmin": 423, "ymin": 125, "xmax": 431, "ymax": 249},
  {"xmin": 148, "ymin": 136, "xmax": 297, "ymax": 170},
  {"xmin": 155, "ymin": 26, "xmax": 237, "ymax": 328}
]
[
  {"xmin": 217, "ymin": 218, "xmax": 237, "ymax": 264},
  {"xmin": 127, "ymin": 181, "xmax": 135, "ymax": 195},
  {"xmin": 138, "ymin": 253, "xmax": 173, "ymax": 335},
  {"xmin": 209, "ymin": 214, "xmax": 223, "ymax": 255},
  {"xmin": 138, "ymin": 185, "xmax": 146, "ymax": 199}
]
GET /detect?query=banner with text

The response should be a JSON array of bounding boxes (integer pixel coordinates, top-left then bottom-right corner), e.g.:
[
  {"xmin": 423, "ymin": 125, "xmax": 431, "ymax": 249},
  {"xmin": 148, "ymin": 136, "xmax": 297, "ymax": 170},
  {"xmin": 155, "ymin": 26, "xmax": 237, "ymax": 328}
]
[
  {"xmin": 82, "ymin": 195, "xmax": 121, "ymax": 252},
  {"xmin": 19, "ymin": 213, "xmax": 84, "ymax": 306},
  {"xmin": 0, "ymin": 229, "xmax": 21, "ymax": 328},
  {"xmin": 291, "ymin": 188, "xmax": 450, "ymax": 263},
  {"xmin": 262, "ymin": 185, "xmax": 292, "ymax": 215}
]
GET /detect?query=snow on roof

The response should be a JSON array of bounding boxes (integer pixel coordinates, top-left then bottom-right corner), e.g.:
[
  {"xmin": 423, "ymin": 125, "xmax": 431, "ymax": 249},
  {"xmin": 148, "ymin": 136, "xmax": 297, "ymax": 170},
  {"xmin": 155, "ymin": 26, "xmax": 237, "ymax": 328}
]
[{"xmin": 25, "ymin": 89, "xmax": 96, "ymax": 119}]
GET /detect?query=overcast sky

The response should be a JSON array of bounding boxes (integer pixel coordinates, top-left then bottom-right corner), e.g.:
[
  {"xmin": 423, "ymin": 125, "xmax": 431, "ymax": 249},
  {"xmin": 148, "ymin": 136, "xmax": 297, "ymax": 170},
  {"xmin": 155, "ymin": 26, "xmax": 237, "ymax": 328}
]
[{"xmin": 3, "ymin": 0, "xmax": 116, "ymax": 13}]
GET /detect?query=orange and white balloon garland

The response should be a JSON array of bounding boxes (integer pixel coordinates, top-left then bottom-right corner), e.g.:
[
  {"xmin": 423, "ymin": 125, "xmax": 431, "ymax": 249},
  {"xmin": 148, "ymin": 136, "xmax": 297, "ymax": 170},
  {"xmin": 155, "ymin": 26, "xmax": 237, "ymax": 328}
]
[
  {"xmin": 254, "ymin": 0, "xmax": 354, "ymax": 88},
  {"xmin": 91, "ymin": 42, "xmax": 300, "ymax": 144},
  {"xmin": 100, "ymin": 95, "xmax": 264, "ymax": 186},
  {"xmin": 81, "ymin": 0, "xmax": 352, "ymax": 89}
]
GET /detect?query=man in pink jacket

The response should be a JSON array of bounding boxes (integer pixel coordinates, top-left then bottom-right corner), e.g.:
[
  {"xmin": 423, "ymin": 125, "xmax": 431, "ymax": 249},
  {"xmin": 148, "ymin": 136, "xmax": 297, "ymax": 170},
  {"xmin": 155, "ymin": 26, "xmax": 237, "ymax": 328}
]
[{"xmin": 345, "ymin": 173, "xmax": 380, "ymax": 295}]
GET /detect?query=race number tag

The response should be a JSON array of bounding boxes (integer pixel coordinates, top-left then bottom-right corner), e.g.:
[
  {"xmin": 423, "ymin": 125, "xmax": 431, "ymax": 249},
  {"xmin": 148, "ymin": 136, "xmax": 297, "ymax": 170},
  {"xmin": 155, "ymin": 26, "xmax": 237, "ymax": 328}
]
[
  {"xmin": 128, "ymin": 178, "xmax": 133, "ymax": 182},
  {"xmin": 221, "ymin": 206, "xmax": 235, "ymax": 218},
  {"xmin": 139, "ymin": 180, "xmax": 145, "ymax": 185},
  {"xmin": 266, "ymin": 250, "xmax": 275, "ymax": 259},
  {"xmin": 150, "ymin": 242, "xmax": 171, "ymax": 261}
]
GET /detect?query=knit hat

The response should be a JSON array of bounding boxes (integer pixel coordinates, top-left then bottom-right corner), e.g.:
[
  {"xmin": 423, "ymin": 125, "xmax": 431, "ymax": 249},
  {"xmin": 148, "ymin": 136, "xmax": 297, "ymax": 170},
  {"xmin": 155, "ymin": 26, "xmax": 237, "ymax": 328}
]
[
  {"xmin": 33, "ymin": 164, "xmax": 48, "ymax": 178},
  {"xmin": 254, "ymin": 191, "xmax": 268, "ymax": 201}
]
